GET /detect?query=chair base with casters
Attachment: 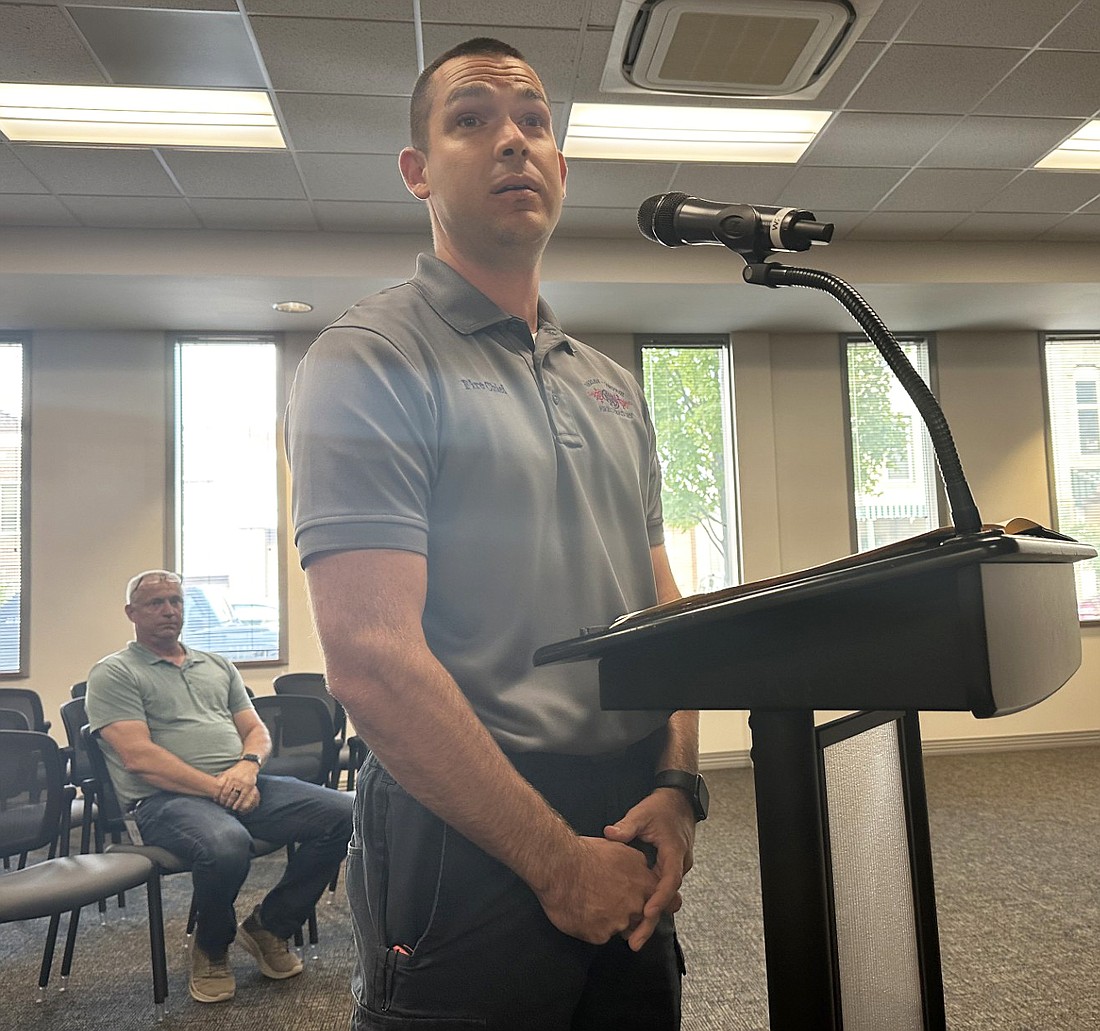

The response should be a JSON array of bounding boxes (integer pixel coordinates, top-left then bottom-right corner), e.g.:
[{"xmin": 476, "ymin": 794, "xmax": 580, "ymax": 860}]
[{"xmin": 0, "ymin": 730, "xmax": 169, "ymax": 1021}]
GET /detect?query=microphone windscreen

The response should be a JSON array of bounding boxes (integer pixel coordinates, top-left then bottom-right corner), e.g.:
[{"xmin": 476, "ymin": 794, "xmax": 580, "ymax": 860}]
[
  {"xmin": 637, "ymin": 194, "xmax": 663, "ymax": 242},
  {"xmin": 638, "ymin": 192, "xmax": 689, "ymax": 246}
]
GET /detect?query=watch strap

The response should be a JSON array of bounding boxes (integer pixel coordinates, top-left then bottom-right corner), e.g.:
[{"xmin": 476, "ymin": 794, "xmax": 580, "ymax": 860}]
[{"xmin": 654, "ymin": 769, "xmax": 709, "ymax": 822}]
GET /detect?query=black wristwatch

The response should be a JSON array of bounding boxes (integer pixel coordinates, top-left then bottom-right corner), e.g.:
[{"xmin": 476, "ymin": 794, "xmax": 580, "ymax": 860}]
[
  {"xmin": 240, "ymin": 753, "xmax": 262, "ymax": 767},
  {"xmin": 654, "ymin": 769, "xmax": 709, "ymax": 822}
]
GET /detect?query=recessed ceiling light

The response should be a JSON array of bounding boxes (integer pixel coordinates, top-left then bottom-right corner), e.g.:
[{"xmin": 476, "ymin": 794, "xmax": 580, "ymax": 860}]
[
  {"xmin": 0, "ymin": 83, "xmax": 285, "ymax": 148},
  {"xmin": 272, "ymin": 301, "xmax": 313, "ymax": 314},
  {"xmin": 562, "ymin": 102, "xmax": 830, "ymax": 162},
  {"xmin": 1035, "ymin": 121, "xmax": 1100, "ymax": 171}
]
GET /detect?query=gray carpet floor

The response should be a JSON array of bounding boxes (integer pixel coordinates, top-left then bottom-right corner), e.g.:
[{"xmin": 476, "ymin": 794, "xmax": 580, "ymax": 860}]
[{"xmin": 1, "ymin": 745, "xmax": 1097, "ymax": 1030}]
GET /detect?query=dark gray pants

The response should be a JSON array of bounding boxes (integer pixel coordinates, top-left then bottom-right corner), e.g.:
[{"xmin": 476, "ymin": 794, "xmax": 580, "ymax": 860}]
[{"xmin": 347, "ymin": 733, "xmax": 684, "ymax": 1030}]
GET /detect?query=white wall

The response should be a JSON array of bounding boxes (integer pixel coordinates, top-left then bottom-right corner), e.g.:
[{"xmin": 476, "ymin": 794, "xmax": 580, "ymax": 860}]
[{"xmin": 9, "ymin": 320, "xmax": 1099, "ymax": 759}]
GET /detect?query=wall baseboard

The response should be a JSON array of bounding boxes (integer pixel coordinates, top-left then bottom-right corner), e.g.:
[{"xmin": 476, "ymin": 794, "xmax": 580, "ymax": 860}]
[{"xmin": 699, "ymin": 729, "xmax": 1100, "ymax": 771}]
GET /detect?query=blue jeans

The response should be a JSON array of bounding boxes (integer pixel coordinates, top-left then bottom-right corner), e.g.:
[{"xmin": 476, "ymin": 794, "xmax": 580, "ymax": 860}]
[{"xmin": 134, "ymin": 774, "xmax": 353, "ymax": 956}]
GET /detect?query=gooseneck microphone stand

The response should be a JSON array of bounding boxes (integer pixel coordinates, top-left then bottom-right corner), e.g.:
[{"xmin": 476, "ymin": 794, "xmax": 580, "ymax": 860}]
[
  {"xmin": 742, "ymin": 259, "xmax": 983, "ymax": 536},
  {"xmin": 539, "ymin": 194, "xmax": 1095, "ymax": 1031}
]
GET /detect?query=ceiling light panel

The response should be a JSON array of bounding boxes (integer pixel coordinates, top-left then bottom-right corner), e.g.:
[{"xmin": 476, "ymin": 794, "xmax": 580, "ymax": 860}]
[
  {"xmin": 0, "ymin": 84, "xmax": 285, "ymax": 148},
  {"xmin": 563, "ymin": 103, "xmax": 830, "ymax": 162},
  {"xmin": 1035, "ymin": 121, "xmax": 1100, "ymax": 171}
]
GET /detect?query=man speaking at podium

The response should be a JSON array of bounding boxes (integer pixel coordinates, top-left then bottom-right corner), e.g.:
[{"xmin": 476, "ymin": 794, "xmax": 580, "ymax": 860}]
[{"xmin": 286, "ymin": 37, "xmax": 705, "ymax": 1030}]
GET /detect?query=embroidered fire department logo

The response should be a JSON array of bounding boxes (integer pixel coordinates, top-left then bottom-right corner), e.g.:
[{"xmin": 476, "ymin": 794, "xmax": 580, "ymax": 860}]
[{"xmin": 585, "ymin": 379, "xmax": 635, "ymax": 419}]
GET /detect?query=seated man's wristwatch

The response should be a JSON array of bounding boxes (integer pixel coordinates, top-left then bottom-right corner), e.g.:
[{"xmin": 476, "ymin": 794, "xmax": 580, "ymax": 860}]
[
  {"xmin": 240, "ymin": 752, "xmax": 263, "ymax": 767},
  {"xmin": 654, "ymin": 769, "xmax": 709, "ymax": 822}
]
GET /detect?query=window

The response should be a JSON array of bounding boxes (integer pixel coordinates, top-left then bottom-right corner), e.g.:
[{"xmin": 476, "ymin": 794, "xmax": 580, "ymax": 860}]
[
  {"xmin": 845, "ymin": 336, "xmax": 941, "ymax": 552},
  {"xmin": 638, "ymin": 336, "xmax": 740, "ymax": 594},
  {"xmin": 0, "ymin": 339, "xmax": 25, "ymax": 676},
  {"xmin": 173, "ymin": 335, "xmax": 282, "ymax": 662},
  {"xmin": 1043, "ymin": 336, "xmax": 1100, "ymax": 621}
]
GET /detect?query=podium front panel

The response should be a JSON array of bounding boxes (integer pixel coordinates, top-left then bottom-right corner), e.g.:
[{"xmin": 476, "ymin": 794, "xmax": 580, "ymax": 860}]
[{"xmin": 823, "ymin": 719, "xmax": 923, "ymax": 1031}]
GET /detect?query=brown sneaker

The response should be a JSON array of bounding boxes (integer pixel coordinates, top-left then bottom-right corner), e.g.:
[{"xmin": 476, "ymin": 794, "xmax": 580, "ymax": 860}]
[
  {"xmin": 237, "ymin": 905, "xmax": 304, "ymax": 980},
  {"xmin": 189, "ymin": 945, "xmax": 235, "ymax": 1003}
]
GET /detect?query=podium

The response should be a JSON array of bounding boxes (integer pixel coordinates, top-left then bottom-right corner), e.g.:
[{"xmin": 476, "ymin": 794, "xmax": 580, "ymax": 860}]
[{"xmin": 535, "ymin": 531, "xmax": 1094, "ymax": 1031}]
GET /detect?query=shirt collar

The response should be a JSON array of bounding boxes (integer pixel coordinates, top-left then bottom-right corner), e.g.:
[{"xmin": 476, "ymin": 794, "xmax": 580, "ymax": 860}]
[
  {"xmin": 409, "ymin": 253, "xmax": 574, "ymax": 353},
  {"xmin": 128, "ymin": 640, "xmax": 197, "ymax": 666}
]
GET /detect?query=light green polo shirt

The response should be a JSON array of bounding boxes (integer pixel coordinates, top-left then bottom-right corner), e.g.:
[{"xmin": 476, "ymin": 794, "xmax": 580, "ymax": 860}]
[
  {"xmin": 286, "ymin": 254, "xmax": 671, "ymax": 756},
  {"xmin": 86, "ymin": 641, "xmax": 254, "ymax": 807}
]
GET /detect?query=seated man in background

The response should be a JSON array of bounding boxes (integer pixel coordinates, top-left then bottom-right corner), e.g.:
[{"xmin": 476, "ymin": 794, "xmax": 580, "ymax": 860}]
[{"xmin": 85, "ymin": 569, "xmax": 353, "ymax": 1005}]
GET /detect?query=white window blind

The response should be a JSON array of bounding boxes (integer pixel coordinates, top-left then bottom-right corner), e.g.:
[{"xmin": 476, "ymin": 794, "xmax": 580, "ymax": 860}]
[{"xmin": 0, "ymin": 340, "xmax": 24, "ymax": 675}]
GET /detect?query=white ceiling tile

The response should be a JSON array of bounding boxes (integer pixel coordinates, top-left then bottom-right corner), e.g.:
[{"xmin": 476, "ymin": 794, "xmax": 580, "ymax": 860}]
[
  {"xmin": 976, "ymin": 52, "xmax": 1100, "ymax": 118},
  {"xmin": 277, "ymin": 94, "xmax": 411, "ymax": 154},
  {"xmin": 0, "ymin": 4, "xmax": 105, "ymax": 83},
  {"xmin": 563, "ymin": 160, "xmax": 675, "ymax": 208},
  {"xmin": 67, "ymin": 1, "xmax": 238, "ymax": 8},
  {"xmin": 587, "ymin": 0, "xmax": 624, "ymax": 30},
  {"xmin": 161, "ymin": 150, "xmax": 306, "ymax": 199},
  {"xmin": 555, "ymin": 205, "xmax": 639, "ymax": 238},
  {"xmin": 858, "ymin": 0, "xmax": 923, "ymax": 43},
  {"xmin": 920, "ymin": 116, "xmax": 1082, "ymax": 169},
  {"xmin": 981, "ymin": 171, "xmax": 1100, "ymax": 214},
  {"xmin": 668, "ymin": 165, "xmax": 795, "ymax": 206},
  {"xmin": 313, "ymin": 200, "xmax": 429, "ymax": 233},
  {"xmin": 422, "ymin": 0, "xmax": 589, "ymax": 29},
  {"xmin": 191, "ymin": 198, "xmax": 318, "ymax": 230},
  {"xmin": 14, "ymin": 147, "xmax": 179, "ymax": 196},
  {"xmin": 1042, "ymin": 4, "xmax": 1100, "ymax": 50},
  {"xmin": 896, "ymin": 0, "xmax": 1078, "ymax": 48},
  {"xmin": 69, "ymin": 8, "xmax": 265, "ymax": 89},
  {"xmin": 846, "ymin": 211, "xmax": 966, "ymax": 240},
  {"xmin": 800, "ymin": 41, "xmax": 885, "ymax": 111},
  {"xmin": 0, "ymin": 194, "xmax": 79, "ymax": 226},
  {"xmin": 945, "ymin": 212, "xmax": 1065, "ymax": 241},
  {"xmin": 251, "ymin": 16, "xmax": 420, "ymax": 94},
  {"xmin": 243, "ymin": 1, "xmax": 410, "ymax": 16},
  {"xmin": 804, "ymin": 112, "xmax": 959, "ymax": 167},
  {"xmin": 1040, "ymin": 213, "xmax": 1100, "ymax": 240},
  {"xmin": 877, "ymin": 168, "xmax": 1019, "ymax": 211},
  {"xmin": 420, "ymin": 25, "xmax": 581, "ymax": 101},
  {"xmin": 297, "ymin": 153, "xmax": 411, "ymax": 202},
  {"xmin": 780, "ymin": 166, "xmax": 906, "ymax": 211},
  {"xmin": 60, "ymin": 195, "xmax": 201, "ymax": 228},
  {"xmin": 0, "ymin": 147, "xmax": 48, "ymax": 193},
  {"xmin": 847, "ymin": 44, "xmax": 1021, "ymax": 114}
]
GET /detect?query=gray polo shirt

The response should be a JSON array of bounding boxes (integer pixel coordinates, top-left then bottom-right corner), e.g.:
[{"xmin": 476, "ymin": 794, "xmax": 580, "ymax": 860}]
[
  {"xmin": 86, "ymin": 641, "xmax": 254, "ymax": 806},
  {"xmin": 286, "ymin": 254, "xmax": 670, "ymax": 755}
]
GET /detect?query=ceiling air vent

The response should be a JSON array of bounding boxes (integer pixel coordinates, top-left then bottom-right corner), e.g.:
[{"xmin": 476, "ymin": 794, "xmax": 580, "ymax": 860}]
[{"xmin": 603, "ymin": 0, "xmax": 880, "ymax": 100}]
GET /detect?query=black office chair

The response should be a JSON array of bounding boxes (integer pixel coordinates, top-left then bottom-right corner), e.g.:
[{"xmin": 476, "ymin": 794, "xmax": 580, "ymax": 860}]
[
  {"xmin": 252, "ymin": 693, "xmax": 342, "ymax": 938},
  {"xmin": 0, "ymin": 707, "xmax": 29, "ymax": 730},
  {"xmin": 0, "ymin": 686, "xmax": 50, "ymax": 733},
  {"xmin": 58, "ymin": 699, "xmax": 103, "ymax": 871},
  {"xmin": 253, "ymin": 694, "xmax": 338, "ymax": 787},
  {"xmin": 0, "ymin": 730, "xmax": 168, "ymax": 1016},
  {"xmin": 272, "ymin": 672, "xmax": 367, "ymax": 789},
  {"xmin": 69, "ymin": 681, "xmax": 87, "ymax": 699},
  {"xmin": 80, "ymin": 726, "xmax": 302, "ymax": 959}
]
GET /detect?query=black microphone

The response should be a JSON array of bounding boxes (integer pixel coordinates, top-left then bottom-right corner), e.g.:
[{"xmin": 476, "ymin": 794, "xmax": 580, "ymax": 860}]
[{"xmin": 638, "ymin": 192, "xmax": 834, "ymax": 261}]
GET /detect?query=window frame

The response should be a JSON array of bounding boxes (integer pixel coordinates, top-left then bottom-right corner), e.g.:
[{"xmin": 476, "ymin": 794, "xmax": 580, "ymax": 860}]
[
  {"xmin": 1041, "ymin": 332, "xmax": 1100, "ymax": 626},
  {"xmin": 0, "ymin": 333, "xmax": 30, "ymax": 679},
  {"xmin": 841, "ymin": 333, "xmax": 946, "ymax": 554},
  {"xmin": 168, "ymin": 332, "xmax": 287, "ymax": 666},
  {"xmin": 635, "ymin": 332, "xmax": 742, "ymax": 593}
]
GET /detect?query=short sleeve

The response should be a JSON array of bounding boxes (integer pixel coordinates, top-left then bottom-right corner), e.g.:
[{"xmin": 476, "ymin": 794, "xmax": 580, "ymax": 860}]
[
  {"xmin": 85, "ymin": 656, "xmax": 146, "ymax": 733},
  {"xmin": 285, "ymin": 325, "xmax": 439, "ymax": 566}
]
